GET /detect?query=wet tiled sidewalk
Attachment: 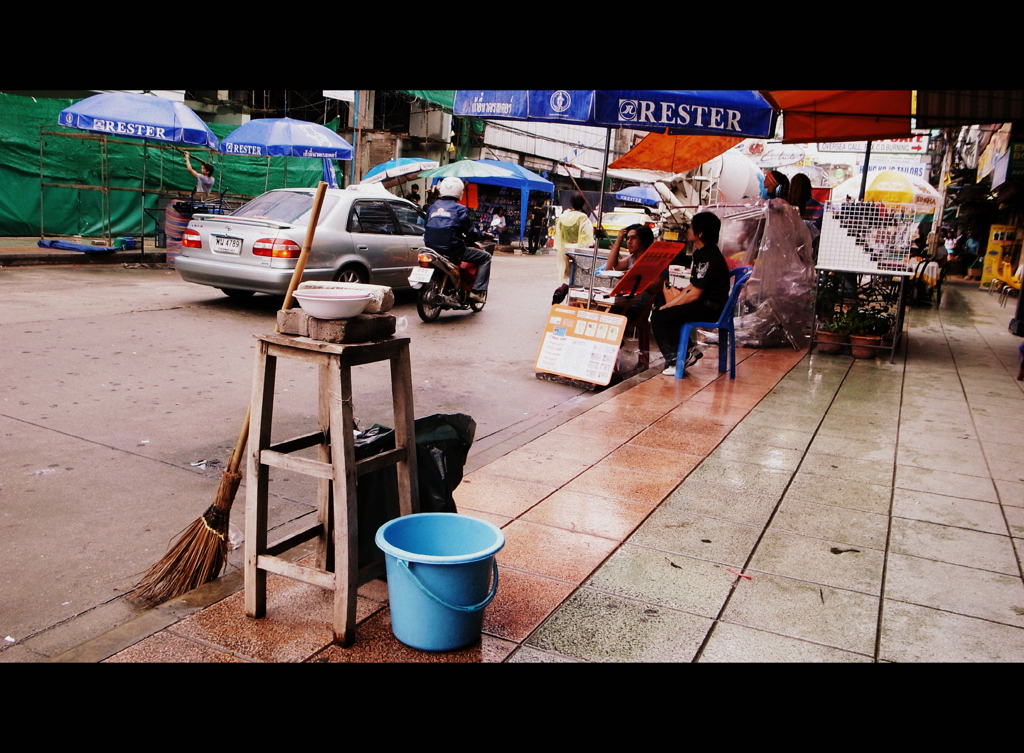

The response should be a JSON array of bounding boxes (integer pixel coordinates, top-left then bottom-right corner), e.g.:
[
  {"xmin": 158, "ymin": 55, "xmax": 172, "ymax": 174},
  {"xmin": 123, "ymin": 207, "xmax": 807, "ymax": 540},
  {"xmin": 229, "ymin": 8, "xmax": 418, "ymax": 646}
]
[{"xmin": 93, "ymin": 280, "xmax": 1024, "ymax": 662}]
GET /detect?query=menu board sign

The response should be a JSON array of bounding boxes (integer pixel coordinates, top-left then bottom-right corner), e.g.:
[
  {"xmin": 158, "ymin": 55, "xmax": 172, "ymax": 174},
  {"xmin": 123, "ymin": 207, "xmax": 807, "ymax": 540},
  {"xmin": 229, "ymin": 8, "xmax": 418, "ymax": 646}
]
[{"xmin": 535, "ymin": 305, "xmax": 628, "ymax": 386}]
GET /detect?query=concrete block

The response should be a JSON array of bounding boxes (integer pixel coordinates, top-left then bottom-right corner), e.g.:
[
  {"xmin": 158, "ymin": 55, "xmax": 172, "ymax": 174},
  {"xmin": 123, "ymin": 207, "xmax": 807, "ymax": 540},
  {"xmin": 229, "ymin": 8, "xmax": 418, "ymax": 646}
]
[
  {"xmin": 276, "ymin": 308, "xmax": 310, "ymax": 336},
  {"xmin": 307, "ymin": 313, "xmax": 396, "ymax": 344}
]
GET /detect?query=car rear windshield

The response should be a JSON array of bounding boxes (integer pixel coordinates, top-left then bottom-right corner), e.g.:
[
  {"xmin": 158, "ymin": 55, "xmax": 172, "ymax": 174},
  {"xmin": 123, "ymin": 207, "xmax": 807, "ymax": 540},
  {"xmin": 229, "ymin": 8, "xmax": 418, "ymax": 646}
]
[{"xmin": 231, "ymin": 192, "xmax": 337, "ymax": 226}]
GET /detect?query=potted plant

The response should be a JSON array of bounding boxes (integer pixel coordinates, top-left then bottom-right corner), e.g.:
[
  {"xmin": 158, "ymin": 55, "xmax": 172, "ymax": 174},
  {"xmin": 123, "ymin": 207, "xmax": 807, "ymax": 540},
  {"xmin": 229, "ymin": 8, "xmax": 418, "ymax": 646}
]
[
  {"xmin": 816, "ymin": 309, "xmax": 853, "ymax": 354},
  {"xmin": 848, "ymin": 306, "xmax": 893, "ymax": 358}
]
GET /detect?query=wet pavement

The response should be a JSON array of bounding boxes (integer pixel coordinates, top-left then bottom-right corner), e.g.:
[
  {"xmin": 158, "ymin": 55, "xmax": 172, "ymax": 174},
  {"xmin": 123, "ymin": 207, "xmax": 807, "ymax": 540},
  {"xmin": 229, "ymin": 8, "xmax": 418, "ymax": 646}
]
[{"xmin": 27, "ymin": 277, "xmax": 1024, "ymax": 662}]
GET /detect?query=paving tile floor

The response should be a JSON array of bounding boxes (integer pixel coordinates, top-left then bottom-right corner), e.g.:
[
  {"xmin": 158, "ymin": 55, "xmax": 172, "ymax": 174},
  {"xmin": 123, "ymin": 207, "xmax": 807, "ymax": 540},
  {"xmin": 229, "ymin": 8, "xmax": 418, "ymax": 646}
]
[{"xmin": 92, "ymin": 280, "xmax": 1024, "ymax": 662}]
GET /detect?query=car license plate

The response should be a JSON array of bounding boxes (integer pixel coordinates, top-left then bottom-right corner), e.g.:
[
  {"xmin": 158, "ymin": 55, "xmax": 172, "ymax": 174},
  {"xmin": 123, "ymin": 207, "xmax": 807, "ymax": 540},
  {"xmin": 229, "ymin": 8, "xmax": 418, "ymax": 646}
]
[
  {"xmin": 212, "ymin": 235, "xmax": 242, "ymax": 255},
  {"xmin": 409, "ymin": 267, "xmax": 433, "ymax": 284}
]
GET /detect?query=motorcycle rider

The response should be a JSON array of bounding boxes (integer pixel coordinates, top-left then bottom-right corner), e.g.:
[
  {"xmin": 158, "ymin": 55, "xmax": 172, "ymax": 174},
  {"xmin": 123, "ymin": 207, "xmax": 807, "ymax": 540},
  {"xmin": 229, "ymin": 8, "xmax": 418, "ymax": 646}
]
[{"xmin": 424, "ymin": 177, "xmax": 490, "ymax": 302}]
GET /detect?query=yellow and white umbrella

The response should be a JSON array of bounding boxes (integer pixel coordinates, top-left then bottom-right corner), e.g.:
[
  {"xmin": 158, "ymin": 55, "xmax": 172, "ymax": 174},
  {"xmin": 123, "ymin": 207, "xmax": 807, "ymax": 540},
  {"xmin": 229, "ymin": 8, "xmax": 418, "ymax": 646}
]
[{"xmin": 831, "ymin": 170, "xmax": 942, "ymax": 217}]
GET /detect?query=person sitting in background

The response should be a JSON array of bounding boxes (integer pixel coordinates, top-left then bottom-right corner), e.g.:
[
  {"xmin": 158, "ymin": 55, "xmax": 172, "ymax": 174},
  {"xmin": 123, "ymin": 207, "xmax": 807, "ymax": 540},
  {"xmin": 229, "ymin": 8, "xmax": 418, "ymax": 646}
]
[{"xmin": 489, "ymin": 207, "xmax": 506, "ymax": 243}]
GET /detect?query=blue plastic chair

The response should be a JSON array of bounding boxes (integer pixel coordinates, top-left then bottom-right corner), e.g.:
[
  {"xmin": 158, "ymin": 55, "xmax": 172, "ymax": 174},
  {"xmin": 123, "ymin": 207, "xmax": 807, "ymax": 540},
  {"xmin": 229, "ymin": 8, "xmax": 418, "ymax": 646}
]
[{"xmin": 674, "ymin": 266, "xmax": 752, "ymax": 380}]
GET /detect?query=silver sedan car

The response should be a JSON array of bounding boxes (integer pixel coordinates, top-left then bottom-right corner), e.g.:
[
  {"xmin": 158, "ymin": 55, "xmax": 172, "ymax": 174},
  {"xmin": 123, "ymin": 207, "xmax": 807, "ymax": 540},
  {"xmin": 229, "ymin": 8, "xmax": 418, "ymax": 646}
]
[{"xmin": 174, "ymin": 187, "xmax": 428, "ymax": 298}]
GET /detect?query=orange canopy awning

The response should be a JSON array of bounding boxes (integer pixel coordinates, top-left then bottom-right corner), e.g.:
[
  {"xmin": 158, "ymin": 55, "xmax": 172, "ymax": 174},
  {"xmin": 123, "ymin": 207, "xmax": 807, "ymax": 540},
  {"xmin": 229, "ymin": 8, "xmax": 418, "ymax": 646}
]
[
  {"xmin": 608, "ymin": 132, "xmax": 743, "ymax": 173},
  {"xmin": 759, "ymin": 90, "xmax": 914, "ymax": 144}
]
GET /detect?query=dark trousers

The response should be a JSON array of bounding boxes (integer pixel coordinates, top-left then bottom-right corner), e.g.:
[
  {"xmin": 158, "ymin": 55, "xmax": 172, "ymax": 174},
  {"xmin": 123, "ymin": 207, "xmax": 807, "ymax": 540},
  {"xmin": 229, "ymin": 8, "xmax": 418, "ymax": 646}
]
[
  {"xmin": 528, "ymin": 226, "xmax": 542, "ymax": 252},
  {"xmin": 650, "ymin": 301, "xmax": 722, "ymax": 366}
]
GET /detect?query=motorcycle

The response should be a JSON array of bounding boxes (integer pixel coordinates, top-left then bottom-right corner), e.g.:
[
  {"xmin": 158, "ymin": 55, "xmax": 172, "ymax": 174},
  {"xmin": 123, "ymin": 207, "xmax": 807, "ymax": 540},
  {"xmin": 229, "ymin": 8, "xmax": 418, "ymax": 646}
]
[{"xmin": 408, "ymin": 238, "xmax": 493, "ymax": 322}]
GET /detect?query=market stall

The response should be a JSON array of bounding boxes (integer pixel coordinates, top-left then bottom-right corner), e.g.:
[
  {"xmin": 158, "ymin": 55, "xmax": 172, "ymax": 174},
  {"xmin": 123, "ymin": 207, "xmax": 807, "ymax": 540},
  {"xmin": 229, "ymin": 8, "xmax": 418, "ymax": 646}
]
[{"xmin": 461, "ymin": 160, "xmax": 553, "ymax": 245}]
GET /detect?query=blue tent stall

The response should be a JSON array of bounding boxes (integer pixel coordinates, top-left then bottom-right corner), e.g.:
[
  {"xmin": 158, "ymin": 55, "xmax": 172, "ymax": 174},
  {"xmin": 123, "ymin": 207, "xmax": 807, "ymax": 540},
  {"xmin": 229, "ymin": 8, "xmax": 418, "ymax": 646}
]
[{"xmin": 429, "ymin": 159, "xmax": 553, "ymax": 244}]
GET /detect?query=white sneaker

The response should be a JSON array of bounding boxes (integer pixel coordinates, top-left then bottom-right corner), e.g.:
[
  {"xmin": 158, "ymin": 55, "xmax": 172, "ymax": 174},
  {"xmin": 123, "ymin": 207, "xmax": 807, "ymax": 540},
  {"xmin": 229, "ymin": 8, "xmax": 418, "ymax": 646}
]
[{"xmin": 662, "ymin": 365, "xmax": 677, "ymax": 376}]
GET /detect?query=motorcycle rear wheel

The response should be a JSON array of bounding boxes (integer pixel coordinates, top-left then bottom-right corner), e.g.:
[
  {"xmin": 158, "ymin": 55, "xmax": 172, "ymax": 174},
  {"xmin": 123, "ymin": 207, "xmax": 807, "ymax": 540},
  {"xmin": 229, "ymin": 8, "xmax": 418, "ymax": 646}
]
[
  {"xmin": 469, "ymin": 290, "xmax": 487, "ymax": 312},
  {"xmin": 416, "ymin": 280, "xmax": 443, "ymax": 322}
]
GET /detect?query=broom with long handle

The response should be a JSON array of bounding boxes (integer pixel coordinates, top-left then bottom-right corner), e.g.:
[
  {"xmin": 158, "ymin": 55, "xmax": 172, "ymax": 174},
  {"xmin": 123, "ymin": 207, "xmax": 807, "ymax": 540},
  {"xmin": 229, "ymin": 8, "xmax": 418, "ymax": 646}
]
[{"xmin": 133, "ymin": 182, "xmax": 329, "ymax": 604}]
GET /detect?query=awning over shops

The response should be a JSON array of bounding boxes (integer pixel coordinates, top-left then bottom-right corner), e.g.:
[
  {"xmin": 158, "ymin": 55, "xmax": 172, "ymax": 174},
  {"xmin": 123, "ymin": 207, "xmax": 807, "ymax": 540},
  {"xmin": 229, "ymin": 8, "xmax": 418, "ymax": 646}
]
[
  {"xmin": 759, "ymin": 91, "xmax": 914, "ymax": 144},
  {"xmin": 609, "ymin": 132, "xmax": 743, "ymax": 174},
  {"xmin": 916, "ymin": 90, "xmax": 1024, "ymax": 130}
]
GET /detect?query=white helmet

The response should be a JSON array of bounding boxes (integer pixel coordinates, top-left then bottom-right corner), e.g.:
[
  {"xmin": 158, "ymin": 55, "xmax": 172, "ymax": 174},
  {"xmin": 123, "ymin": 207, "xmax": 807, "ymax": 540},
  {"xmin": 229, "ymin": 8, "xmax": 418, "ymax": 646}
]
[{"xmin": 438, "ymin": 177, "xmax": 465, "ymax": 200}]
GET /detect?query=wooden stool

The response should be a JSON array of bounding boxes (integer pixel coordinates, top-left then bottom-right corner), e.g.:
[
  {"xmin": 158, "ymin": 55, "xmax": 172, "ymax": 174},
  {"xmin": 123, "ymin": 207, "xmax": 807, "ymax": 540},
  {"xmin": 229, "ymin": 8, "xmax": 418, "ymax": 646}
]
[{"xmin": 245, "ymin": 332, "xmax": 418, "ymax": 647}]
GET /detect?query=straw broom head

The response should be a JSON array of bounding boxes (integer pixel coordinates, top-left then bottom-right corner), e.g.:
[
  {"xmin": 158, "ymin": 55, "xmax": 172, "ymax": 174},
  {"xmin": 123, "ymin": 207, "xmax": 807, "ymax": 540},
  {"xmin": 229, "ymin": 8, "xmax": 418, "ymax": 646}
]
[{"xmin": 131, "ymin": 470, "xmax": 239, "ymax": 604}]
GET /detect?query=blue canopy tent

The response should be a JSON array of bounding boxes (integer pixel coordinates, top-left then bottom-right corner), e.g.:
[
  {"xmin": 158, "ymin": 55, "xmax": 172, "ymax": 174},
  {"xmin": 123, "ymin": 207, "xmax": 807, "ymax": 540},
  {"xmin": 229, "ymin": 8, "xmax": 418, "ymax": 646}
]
[{"xmin": 440, "ymin": 159, "xmax": 553, "ymax": 244}]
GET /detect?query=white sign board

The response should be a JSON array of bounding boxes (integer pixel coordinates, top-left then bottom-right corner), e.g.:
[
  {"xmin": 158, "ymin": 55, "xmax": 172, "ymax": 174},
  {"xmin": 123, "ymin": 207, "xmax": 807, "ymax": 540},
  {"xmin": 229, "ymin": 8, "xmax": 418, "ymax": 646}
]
[
  {"xmin": 818, "ymin": 135, "xmax": 930, "ymax": 154},
  {"xmin": 323, "ymin": 90, "xmax": 356, "ymax": 102}
]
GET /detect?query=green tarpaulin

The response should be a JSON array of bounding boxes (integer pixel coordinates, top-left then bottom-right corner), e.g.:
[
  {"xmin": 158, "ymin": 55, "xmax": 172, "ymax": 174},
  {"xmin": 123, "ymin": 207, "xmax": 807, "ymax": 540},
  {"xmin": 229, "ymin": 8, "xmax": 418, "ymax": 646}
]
[
  {"xmin": 401, "ymin": 90, "xmax": 455, "ymax": 112},
  {"xmin": 0, "ymin": 92, "xmax": 339, "ymax": 238}
]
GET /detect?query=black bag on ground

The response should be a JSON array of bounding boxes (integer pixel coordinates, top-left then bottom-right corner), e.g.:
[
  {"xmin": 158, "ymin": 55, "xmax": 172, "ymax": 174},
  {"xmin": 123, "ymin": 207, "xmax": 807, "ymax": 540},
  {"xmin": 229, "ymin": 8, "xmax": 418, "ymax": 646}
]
[{"xmin": 353, "ymin": 414, "xmax": 476, "ymax": 569}]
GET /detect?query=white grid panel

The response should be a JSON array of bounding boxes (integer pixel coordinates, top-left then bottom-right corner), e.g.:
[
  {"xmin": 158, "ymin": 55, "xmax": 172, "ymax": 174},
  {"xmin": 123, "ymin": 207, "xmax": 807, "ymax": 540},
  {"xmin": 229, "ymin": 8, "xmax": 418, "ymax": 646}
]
[{"xmin": 818, "ymin": 201, "xmax": 917, "ymax": 276}]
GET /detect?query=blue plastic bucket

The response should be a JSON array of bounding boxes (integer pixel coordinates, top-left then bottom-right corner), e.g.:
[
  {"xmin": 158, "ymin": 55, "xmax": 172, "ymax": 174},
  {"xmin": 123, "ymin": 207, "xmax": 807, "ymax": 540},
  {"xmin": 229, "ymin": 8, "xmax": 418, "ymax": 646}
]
[{"xmin": 375, "ymin": 513, "xmax": 504, "ymax": 651}]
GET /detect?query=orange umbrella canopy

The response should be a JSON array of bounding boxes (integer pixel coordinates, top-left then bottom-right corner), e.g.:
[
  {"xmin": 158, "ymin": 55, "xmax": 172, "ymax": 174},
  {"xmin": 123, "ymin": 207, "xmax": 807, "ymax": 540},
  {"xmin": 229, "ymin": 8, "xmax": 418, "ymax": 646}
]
[
  {"xmin": 609, "ymin": 132, "xmax": 743, "ymax": 173},
  {"xmin": 759, "ymin": 91, "xmax": 914, "ymax": 144}
]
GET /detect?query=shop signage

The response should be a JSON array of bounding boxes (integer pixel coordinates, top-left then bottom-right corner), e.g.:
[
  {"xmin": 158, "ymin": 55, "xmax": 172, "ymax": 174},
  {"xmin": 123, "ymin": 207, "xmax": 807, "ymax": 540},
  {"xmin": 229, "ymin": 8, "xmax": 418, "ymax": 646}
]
[
  {"xmin": 1009, "ymin": 141, "xmax": 1024, "ymax": 181},
  {"xmin": 818, "ymin": 135, "xmax": 930, "ymax": 154}
]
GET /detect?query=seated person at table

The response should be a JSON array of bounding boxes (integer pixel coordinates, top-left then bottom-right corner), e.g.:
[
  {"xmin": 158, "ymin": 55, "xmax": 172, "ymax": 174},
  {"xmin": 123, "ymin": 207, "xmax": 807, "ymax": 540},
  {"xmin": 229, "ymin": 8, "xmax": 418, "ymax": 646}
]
[
  {"xmin": 606, "ymin": 224, "xmax": 659, "ymax": 319},
  {"xmin": 651, "ymin": 212, "xmax": 730, "ymax": 376},
  {"xmin": 607, "ymin": 223, "xmax": 653, "ymax": 272}
]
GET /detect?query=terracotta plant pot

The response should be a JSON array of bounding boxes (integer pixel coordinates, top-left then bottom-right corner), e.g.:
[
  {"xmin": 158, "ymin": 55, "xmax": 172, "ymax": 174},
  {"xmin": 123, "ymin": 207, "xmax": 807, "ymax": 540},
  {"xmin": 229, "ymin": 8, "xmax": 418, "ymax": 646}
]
[
  {"xmin": 849, "ymin": 334, "xmax": 882, "ymax": 358},
  {"xmin": 816, "ymin": 330, "xmax": 847, "ymax": 355}
]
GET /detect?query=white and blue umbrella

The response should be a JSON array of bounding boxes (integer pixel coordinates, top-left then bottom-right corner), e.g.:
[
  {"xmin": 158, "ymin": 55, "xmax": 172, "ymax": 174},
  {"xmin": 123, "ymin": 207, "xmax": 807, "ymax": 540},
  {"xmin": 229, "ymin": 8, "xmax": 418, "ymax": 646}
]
[
  {"xmin": 57, "ymin": 92, "xmax": 220, "ymax": 250},
  {"xmin": 454, "ymin": 91, "xmax": 775, "ymax": 304},
  {"xmin": 362, "ymin": 157, "xmax": 439, "ymax": 185},
  {"xmin": 219, "ymin": 117, "xmax": 353, "ymax": 159},
  {"xmin": 615, "ymin": 184, "xmax": 661, "ymax": 206},
  {"xmin": 58, "ymin": 91, "xmax": 219, "ymax": 149}
]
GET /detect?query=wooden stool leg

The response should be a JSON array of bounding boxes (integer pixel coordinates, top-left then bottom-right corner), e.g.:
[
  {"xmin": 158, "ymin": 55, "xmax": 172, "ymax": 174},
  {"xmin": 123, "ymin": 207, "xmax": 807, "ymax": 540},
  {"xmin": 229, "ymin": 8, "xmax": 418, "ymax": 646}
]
[
  {"xmin": 316, "ymin": 363, "xmax": 333, "ymax": 573},
  {"xmin": 391, "ymin": 342, "xmax": 420, "ymax": 516},
  {"xmin": 245, "ymin": 341, "xmax": 276, "ymax": 619},
  {"xmin": 326, "ymin": 358, "xmax": 359, "ymax": 647}
]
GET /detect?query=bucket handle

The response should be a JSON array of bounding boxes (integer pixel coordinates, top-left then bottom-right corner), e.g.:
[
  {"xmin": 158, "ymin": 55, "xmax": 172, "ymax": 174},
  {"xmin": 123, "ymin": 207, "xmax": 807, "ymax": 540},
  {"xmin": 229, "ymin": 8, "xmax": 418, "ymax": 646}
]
[{"xmin": 397, "ymin": 559, "xmax": 499, "ymax": 613}]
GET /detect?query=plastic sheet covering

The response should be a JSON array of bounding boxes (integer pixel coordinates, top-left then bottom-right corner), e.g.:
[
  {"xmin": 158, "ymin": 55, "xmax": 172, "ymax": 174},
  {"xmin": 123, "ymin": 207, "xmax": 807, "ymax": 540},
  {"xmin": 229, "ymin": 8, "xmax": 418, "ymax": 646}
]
[{"xmin": 703, "ymin": 200, "xmax": 815, "ymax": 349}]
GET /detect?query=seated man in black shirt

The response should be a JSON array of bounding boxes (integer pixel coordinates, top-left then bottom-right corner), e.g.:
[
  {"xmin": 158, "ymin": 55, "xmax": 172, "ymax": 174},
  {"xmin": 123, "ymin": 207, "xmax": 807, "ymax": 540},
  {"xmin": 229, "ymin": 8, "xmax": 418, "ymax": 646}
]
[{"xmin": 651, "ymin": 212, "xmax": 731, "ymax": 375}]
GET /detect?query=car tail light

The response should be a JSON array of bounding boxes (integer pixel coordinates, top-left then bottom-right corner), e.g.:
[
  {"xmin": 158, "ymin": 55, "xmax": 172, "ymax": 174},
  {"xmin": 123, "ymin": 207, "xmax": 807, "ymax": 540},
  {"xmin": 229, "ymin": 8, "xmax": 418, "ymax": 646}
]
[
  {"xmin": 253, "ymin": 238, "xmax": 301, "ymax": 258},
  {"xmin": 417, "ymin": 253, "xmax": 433, "ymax": 267},
  {"xmin": 182, "ymin": 229, "xmax": 202, "ymax": 248}
]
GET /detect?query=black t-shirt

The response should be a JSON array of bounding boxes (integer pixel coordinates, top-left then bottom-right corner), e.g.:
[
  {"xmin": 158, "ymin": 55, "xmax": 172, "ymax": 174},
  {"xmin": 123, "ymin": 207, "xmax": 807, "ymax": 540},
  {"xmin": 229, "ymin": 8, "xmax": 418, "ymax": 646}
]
[{"xmin": 690, "ymin": 243, "xmax": 731, "ymax": 311}]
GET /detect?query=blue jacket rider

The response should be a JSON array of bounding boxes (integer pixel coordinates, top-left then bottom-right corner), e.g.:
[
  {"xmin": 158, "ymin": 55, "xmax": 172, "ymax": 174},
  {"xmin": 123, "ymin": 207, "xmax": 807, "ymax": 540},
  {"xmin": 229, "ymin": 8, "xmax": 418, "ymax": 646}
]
[{"xmin": 424, "ymin": 177, "xmax": 490, "ymax": 301}]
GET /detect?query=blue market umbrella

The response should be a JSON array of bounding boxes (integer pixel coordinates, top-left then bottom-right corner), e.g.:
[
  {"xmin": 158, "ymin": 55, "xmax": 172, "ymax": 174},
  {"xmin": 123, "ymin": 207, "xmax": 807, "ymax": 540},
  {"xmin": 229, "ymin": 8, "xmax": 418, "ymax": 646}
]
[
  {"xmin": 454, "ymin": 91, "xmax": 775, "ymax": 303},
  {"xmin": 615, "ymin": 184, "xmax": 661, "ymax": 206},
  {"xmin": 220, "ymin": 117, "xmax": 353, "ymax": 190},
  {"xmin": 453, "ymin": 90, "xmax": 775, "ymax": 139},
  {"xmin": 57, "ymin": 92, "xmax": 221, "ymax": 251},
  {"xmin": 219, "ymin": 117, "xmax": 352, "ymax": 159},
  {"xmin": 58, "ymin": 91, "xmax": 219, "ymax": 148}
]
